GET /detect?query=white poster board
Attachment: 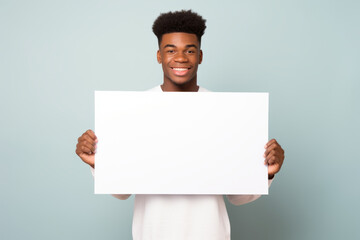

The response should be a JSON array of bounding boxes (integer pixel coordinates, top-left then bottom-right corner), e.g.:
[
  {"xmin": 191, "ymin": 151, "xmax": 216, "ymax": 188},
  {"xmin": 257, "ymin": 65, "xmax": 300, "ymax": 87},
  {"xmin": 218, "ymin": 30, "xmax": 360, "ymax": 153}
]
[{"xmin": 95, "ymin": 91, "xmax": 269, "ymax": 195}]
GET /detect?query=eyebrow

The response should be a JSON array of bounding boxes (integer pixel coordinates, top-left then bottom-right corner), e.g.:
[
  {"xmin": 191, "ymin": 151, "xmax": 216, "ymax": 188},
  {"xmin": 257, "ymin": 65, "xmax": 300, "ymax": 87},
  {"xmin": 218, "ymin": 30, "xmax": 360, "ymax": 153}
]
[
  {"xmin": 163, "ymin": 44, "xmax": 198, "ymax": 49},
  {"xmin": 185, "ymin": 44, "xmax": 198, "ymax": 49},
  {"xmin": 163, "ymin": 44, "xmax": 176, "ymax": 49}
]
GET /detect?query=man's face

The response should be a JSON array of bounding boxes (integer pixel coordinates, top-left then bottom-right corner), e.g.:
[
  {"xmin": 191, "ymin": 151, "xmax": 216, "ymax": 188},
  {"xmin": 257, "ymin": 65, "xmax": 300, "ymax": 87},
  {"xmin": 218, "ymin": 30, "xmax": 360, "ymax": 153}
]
[{"xmin": 157, "ymin": 32, "xmax": 203, "ymax": 86}]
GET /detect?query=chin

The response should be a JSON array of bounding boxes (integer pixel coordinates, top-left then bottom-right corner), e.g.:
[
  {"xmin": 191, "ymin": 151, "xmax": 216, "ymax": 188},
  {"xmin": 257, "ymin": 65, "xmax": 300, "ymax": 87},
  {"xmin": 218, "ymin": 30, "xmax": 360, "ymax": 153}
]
[
  {"xmin": 170, "ymin": 77, "xmax": 194, "ymax": 86},
  {"xmin": 172, "ymin": 81, "xmax": 190, "ymax": 86}
]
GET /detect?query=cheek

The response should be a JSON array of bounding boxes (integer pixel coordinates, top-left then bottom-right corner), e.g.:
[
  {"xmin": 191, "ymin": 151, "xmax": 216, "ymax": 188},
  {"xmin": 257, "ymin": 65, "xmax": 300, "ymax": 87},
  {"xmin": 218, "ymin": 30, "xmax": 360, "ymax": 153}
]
[
  {"xmin": 192, "ymin": 55, "xmax": 201, "ymax": 63},
  {"xmin": 163, "ymin": 55, "xmax": 173, "ymax": 64}
]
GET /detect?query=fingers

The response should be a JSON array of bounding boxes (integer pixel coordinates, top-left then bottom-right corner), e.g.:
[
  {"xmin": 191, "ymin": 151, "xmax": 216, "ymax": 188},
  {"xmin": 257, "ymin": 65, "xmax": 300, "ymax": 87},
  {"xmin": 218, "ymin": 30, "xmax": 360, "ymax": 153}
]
[
  {"xmin": 82, "ymin": 134, "xmax": 97, "ymax": 146},
  {"xmin": 76, "ymin": 142, "xmax": 96, "ymax": 155},
  {"xmin": 85, "ymin": 129, "xmax": 98, "ymax": 142},
  {"xmin": 264, "ymin": 154, "xmax": 278, "ymax": 165},
  {"xmin": 264, "ymin": 147, "xmax": 281, "ymax": 164},
  {"xmin": 75, "ymin": 130, "xmax": 97, "ymax": 168},
  {"xmin": 265, "ymin": 139, "xmax": 277, "ymax": 148},
  {"xmin": 264, "ymin": 139, "xmax": 284, "ymax": 161},
  {"xmin": 264, "ymin": 139, "xmax": 284, "ymax": 168},
  {"xmin": 76, "ymin": 130, "xmax": 98, "ymax": 156},
  {"xmin": 263, "ymin": 142, "xmax": 278, "ymax": 164},
  {"xmin": 263, "ymin": 139, "xmax": 285, "ymax": 175},
  {"xmin": 264, "ymin": 143, "xmax": 277, "ymax": 157},
  {"xmin": 82, "ymin": 141, "xmax": 96, "ymax": 154}
]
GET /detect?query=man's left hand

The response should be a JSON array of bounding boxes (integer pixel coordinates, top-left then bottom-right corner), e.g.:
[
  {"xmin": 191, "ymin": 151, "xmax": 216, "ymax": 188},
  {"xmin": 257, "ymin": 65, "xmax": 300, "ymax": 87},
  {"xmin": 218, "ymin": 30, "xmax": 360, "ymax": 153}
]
[{"xmin": 264, "ymin": 139, "xmax": 285, "ymax": 179}]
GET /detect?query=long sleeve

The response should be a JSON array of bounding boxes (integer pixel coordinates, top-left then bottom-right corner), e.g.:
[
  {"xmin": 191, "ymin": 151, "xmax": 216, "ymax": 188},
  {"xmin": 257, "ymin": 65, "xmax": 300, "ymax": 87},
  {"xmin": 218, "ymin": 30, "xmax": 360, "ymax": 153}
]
[
  {"xmin": 226, "ymin": 179, "xmax": 273, "ymax": 206},
  {"xmin": 90, "ymin": 166, "xmax": 132, "ymax": 200}
]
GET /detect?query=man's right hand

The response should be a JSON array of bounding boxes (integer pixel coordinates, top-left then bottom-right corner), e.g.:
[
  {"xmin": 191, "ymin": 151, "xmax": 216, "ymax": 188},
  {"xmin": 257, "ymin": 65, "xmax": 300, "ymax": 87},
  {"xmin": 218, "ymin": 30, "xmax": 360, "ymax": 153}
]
[{"xmin": 76, "ymin": 129, "xmax": 97, "ymax": 168}]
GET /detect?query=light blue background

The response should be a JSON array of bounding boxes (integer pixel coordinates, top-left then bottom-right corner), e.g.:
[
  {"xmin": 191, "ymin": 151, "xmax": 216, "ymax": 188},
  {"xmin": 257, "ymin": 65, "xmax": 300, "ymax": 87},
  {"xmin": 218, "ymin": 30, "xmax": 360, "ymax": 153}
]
[{"xmin": 1, "ymin": 0, "xmax": 359, "ymax": 239}]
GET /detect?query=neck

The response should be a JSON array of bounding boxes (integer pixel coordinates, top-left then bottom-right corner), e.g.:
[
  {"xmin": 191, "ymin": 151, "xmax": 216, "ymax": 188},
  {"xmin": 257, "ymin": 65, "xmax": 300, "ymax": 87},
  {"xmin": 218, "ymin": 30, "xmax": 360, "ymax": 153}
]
[{"xmin": 161, "ymin": 78, "xmax": 199, "ymax": 92}]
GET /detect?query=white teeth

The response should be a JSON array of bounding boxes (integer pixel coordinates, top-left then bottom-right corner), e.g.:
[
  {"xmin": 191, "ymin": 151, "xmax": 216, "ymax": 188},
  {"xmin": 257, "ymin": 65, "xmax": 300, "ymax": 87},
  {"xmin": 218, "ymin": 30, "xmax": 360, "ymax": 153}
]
[{"xmin": 173, "ymin": 68, "xmax": 188, "ymax": 71}]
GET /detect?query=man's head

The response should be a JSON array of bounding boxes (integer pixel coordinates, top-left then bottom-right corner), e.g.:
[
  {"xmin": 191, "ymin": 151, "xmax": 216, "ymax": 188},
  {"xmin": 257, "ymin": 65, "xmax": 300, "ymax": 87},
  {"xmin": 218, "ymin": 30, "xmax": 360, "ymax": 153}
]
[{"xmin": 152, "ymin": 10, "xmax": 207, "ymax": 91}]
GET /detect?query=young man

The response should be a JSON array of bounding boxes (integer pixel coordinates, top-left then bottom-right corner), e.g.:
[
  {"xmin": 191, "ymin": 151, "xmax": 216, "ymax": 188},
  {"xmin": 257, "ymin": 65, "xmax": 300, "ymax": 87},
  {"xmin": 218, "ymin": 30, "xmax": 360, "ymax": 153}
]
[{"xmin": 76, "ymin": 10, "xmax": 285, "ymax": 240}]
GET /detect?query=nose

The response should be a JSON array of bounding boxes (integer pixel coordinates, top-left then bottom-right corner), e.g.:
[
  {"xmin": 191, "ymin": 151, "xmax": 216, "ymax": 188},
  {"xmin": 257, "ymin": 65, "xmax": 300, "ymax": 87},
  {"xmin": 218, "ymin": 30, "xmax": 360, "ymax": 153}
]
[{"xmin": 174, "ymin": 52, "xmax": 189, "ymax": 62}]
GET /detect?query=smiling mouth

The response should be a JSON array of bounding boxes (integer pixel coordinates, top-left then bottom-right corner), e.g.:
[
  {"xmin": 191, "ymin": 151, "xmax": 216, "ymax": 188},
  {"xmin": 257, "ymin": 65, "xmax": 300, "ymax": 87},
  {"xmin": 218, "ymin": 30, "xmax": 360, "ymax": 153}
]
[
  {"xmin": 171, "ymin": 67, "xmax": 191, "ymax": 76},
  {"xmin": 171, "ymin": 67, "xmax": 191, "ymax": 71}
]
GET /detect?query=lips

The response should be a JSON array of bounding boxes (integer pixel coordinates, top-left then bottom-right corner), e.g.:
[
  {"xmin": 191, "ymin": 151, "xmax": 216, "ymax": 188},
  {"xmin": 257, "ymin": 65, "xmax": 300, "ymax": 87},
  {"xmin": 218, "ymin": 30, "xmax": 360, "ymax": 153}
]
[{"xmin": 171, "ymin": 67, "xmax": 191, "ymax": 76}]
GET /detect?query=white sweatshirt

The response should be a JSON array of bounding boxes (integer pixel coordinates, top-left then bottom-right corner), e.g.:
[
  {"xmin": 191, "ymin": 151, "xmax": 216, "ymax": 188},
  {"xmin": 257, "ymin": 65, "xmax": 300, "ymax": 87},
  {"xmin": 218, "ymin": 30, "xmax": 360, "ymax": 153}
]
[{"xmin": 92, "ymin": 85, "xmax": 273, "ymax": 240}]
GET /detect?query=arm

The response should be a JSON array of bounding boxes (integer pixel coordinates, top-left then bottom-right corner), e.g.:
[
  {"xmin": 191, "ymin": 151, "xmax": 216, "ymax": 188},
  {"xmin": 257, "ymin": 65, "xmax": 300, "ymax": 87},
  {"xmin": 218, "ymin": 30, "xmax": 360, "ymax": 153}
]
[
  {"xmin": 76, "ymin": 129, "xmax": 132, "ymax": 200},
  {"xmin": 227, "ymin": 139, "xmax": 284, "ymax": 206}
]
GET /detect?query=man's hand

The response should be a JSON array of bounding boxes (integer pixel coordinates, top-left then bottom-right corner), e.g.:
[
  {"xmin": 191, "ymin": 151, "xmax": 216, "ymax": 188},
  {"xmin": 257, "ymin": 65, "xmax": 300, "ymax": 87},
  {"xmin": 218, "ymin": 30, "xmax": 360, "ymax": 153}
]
[
  {"xmin": 264, "ymin": 139, "xmax": 285, "ymax": 179},
  {"xmin": 76, "ymin": 129, "xmax": 98, "ymax": 168}
]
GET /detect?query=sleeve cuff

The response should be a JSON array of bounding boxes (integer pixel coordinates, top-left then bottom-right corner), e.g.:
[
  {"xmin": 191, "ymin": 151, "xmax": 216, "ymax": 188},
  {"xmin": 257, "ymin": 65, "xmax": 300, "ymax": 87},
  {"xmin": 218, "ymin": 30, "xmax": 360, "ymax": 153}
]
[{"xmin": 90, "ymin": 166, "xmax": 95, "ymax": 177}]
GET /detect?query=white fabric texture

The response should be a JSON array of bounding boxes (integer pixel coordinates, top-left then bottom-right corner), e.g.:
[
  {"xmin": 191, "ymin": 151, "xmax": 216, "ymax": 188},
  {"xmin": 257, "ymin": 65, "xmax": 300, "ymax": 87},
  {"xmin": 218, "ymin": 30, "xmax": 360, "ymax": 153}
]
[{"xmin": 91, "ymin": 85, "xmax": 273, "ymax": 240}]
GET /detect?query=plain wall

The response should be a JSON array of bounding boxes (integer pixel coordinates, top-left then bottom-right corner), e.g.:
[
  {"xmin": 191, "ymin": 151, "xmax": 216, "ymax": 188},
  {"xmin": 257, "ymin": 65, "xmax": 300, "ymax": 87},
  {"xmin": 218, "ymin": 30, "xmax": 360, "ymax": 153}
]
[{"xmin": 1, "ymin": 0, "xmax": 359, "ymax": 239}]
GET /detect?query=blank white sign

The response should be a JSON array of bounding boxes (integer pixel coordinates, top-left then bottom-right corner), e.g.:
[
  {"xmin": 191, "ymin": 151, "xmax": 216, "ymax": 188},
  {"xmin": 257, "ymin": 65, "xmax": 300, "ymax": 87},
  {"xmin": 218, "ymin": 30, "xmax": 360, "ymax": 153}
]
[{"xmin": 95, "ymin": 91, "xmax": 269, "ymax": 195}]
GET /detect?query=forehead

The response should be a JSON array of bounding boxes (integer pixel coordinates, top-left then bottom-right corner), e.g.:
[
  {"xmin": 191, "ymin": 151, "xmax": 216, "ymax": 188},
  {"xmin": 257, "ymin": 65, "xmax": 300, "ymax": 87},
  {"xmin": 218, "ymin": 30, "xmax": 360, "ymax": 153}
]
[{"xmin": 160, "ymin": 32, "xmax": 199, "ymax": 47}]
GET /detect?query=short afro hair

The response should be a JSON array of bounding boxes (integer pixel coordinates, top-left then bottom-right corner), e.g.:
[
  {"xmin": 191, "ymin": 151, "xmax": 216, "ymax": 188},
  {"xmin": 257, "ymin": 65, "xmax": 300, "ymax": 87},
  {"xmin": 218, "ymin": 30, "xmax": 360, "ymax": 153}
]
[{"xmin": 152, "ymin": 10, "xmax": 206, "ymax": 46}]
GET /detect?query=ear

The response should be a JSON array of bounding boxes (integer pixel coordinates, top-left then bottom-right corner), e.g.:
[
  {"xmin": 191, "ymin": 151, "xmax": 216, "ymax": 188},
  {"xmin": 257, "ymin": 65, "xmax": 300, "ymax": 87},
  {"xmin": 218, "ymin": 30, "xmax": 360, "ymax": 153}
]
[
  {"xmin": 199, "ymin": 50, "xmax": 203, "ymax": 64},
  {"xmin": 157, "ymin": 50, "xmax": 161, "ymax": 64}
]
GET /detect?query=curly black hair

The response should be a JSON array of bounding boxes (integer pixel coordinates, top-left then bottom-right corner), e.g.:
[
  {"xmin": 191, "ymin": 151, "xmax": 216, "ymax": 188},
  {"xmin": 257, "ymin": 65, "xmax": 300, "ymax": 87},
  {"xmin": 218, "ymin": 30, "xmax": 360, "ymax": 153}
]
[{"xmin": 152, "ymin": 10, "xmax": 207, "ymax": 46}]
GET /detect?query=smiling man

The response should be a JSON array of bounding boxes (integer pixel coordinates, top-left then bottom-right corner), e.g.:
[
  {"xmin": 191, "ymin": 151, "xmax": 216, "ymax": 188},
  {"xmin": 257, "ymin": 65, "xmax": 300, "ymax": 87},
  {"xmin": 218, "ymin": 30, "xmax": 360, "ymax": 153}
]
[{"xmin": 76, "ymin": 10, "xmax": 285, "ymax": 240}]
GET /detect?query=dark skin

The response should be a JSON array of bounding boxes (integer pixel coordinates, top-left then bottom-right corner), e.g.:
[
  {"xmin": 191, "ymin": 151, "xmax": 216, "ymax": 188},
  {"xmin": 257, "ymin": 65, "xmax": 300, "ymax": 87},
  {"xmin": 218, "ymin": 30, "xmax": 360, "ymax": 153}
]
[
  {"xmin": 157, "ymin": 32, "xmax": 202, "ymax": 92},
  {"xmin": 76, "ymin": 32, "xmax": 285, "ymax": 179}
]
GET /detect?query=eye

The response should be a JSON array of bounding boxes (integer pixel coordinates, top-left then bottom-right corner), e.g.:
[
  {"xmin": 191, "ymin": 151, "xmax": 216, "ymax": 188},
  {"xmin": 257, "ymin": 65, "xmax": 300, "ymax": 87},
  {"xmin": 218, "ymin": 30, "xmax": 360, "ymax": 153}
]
[
  {"xmin": 187, "ymin": 50, "xmax": 195, "ymax": 54},
  {"xmin": 167, "ymin": 50, "xmax": 175, "ymax": 53}
]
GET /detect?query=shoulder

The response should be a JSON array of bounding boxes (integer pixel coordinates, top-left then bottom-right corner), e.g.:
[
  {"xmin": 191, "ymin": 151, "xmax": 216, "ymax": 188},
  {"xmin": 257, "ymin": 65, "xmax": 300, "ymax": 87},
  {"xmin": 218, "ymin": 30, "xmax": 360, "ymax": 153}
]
[
  {"xmin": 147, "ymin": 85, "xmax": 162, "ymax": 92},
  {"xmin": 199, "ymin": 86, "xmax": 211, "ymax": 92}
]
